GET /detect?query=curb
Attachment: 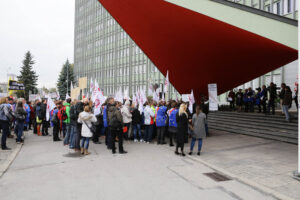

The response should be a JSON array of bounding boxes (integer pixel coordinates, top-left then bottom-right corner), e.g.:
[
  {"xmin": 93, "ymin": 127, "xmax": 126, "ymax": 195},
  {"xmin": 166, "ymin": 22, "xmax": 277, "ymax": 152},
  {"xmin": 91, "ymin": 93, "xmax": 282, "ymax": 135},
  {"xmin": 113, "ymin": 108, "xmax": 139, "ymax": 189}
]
[
  {"xmin": 164, "ymin": 145, "xmax": 295, "ymax": 200},
  {"xmin": 0, "ymin": 143, "xmax": 23, "ymax": 178}
]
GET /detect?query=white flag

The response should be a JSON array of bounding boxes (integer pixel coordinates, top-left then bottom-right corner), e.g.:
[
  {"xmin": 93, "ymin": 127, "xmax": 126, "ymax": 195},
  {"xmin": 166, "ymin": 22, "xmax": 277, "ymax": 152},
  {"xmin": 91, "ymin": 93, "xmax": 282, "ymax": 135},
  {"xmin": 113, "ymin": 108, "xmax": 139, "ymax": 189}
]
[
  {"xmin": 46, "ymin": 96, "xmax": 56, "ymax": 121},
  {"xmin": 164, "ymin": 70, "xmax": 169, "ymax": 93},
  {"xmin": 66, "ymin": 93, "xmax": 71, "ymax": 100},
  {"xmin": 132, "ymin": 94, "xmax": 137, "ymax": 106},
  {"xmin": 153, "ymin": 88, "xmax": 160, "ymax": 102},
  {"xmin": 124, "ymin": 88, "xmax": 130, "ymax": 101},
  {"xmin": 148, "ymin": 79, "xmax": 153, "ymax": 96},
  {"xmin": 56, "ymin": 90, "xmax": 60, "ymax": 100},
  {"xmin": 115, "ymin": 88, "xmax": 123, "ymax": 103},
  {"xmin": 188, "ymin": 89, "xmax": 195, "ymax": 113},
  {"xmin": 90, "ymin": 79, "xmax": 94, "ymax": 93}
]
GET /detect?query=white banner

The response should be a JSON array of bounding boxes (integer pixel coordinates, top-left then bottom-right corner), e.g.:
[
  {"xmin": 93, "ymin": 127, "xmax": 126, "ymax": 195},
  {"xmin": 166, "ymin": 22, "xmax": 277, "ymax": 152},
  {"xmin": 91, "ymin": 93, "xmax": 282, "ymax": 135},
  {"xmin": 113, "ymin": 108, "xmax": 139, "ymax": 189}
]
[{"xmin": 208, "ymin": 83, "xmax": 218, "ymax": 111}]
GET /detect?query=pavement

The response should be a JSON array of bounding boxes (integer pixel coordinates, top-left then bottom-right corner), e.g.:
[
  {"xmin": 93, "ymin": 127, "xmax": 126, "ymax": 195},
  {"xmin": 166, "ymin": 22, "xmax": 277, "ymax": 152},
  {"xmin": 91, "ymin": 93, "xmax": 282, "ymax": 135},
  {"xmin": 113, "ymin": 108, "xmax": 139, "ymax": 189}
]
[{"xmin": 0, "ymin": 129, "xmax": 286, "ymax": 200}]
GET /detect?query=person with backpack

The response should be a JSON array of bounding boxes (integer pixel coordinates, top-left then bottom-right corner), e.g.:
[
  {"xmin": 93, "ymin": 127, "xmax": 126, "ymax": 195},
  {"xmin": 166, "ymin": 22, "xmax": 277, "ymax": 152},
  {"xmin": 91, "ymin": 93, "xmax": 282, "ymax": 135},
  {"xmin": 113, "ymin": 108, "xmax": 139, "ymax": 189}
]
[
  {"xmin": 14, "ymin": 100, "xmax": 27, "ymax": 144},
  {"xmin": 77, "ymin": 105, "xmax": 97, "ymax": 155},
  {"xmin": 107, "ymin": 99, "xmax": 127, "ymax": 154},
  {"xmin": 35, "ymin": 101, "xmax": 43, "ymax": 136},
  {"xmin": 63, "ymin": 98, "xmax": 71, "ymax": 145},
  {"xmin": 74, "ymin": 99, "xmax": 88, "ymax": 151},
  {"xmin": 0, "ymin": 97, "xmax": 14, "ymax": 150},
  {"xmin": 131, "ymin": 103, "xmax": 143, "ymax": 142},
  {"xmin": 51, "ymin": 101, "xmax": 63, "ymax": 141},
  {"xmin": 69, "ymin": 99, "xmax": 78, "ymax": 149}
]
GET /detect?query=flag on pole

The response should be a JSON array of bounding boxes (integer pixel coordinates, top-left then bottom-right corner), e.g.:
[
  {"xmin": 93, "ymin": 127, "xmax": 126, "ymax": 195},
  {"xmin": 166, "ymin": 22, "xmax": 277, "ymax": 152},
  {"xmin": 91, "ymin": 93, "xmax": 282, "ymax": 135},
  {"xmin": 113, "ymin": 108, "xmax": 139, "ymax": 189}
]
[
  {"xmin": 90, "ymin": 79, "xmax": 94, "ymax": 93},
  {"xmin": 56, "ymin": 90, "xmax": 60, "ymax": 100},
  {"xmin": 46, "ymin": 96, "xmax": 56, "ymax": 121},
  {"xmin": 148, "ymin": 79, "xmax": 153, "ymax": 96},
  {"xmin": 188, "ymin": 89, "xmax": 195, "ymax": 113},
  {"xmin": 66, "ymin": 93, "xmax": 71, "ymax": 100},
  {"xmin": 164, "ymin": 70, "xmax": 169, "ymax": 93}
]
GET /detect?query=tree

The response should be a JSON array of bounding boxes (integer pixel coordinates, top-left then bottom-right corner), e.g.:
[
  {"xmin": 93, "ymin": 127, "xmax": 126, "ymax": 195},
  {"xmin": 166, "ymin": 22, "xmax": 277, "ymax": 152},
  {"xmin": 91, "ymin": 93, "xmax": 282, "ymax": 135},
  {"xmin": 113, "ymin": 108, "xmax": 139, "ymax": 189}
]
[
  {"xmin": 49, "ymin": 88, "xmax": 57, "ymax": 93},
  {"xmin": 42, "ymin": 86, "xmax": 49, "ymax": 94},
  {"xmin": 17, "ymin": 51, "xmax": 38, "ymax": 100},
  {"xmin": 56, "ymin": 59, "xmax": 75, "ymax": 100}
]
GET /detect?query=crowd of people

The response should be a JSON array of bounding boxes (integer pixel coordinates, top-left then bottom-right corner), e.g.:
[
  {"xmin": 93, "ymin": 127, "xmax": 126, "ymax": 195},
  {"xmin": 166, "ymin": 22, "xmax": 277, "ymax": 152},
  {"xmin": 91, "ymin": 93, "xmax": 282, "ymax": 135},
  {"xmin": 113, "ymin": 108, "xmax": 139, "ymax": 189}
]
[
  {"xmin": 227, "ymin": 82, "xmax": 298, "ymax": 122},
  {"xmin": 0, "ymin": 96, "xmax": 209, "ymax": 157}
]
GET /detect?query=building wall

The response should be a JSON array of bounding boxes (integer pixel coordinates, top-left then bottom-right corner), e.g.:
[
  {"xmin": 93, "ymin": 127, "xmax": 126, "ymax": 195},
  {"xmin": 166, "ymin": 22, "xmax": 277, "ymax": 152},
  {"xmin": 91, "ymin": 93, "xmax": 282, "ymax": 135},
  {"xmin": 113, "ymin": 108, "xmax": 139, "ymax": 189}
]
[{"xmin": 74, "ymin": 0, "xmax": 179, "ymax": 99}]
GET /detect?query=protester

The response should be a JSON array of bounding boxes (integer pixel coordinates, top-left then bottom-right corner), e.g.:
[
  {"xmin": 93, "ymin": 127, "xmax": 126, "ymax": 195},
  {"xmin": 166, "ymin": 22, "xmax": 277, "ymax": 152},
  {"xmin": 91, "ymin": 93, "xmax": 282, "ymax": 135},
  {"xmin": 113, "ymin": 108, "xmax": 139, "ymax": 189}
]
[
  {"xmin": 260, "ymin": 85, "xmax": 267, "ymax": 113},
  {"xmin": 267, "ymin": 82, "xmax": 277, "ymax": 115},
  {"xmin": 189, "ymin": 105, "xmax": 206, "ymax": 156},
  {"xmin": 279, "ymin": 83, "xmax": 286, "ymax": 115},
  {"xmin": 14, "ymin": 100, "xmax": 27, "ymax": 144},
  {"xmin": 175, "ymin": 103, "xmax": 188, "ymax": 156},
  {"xmin": 62, "ymin": 98, "xmax": 71, "ymax": 141},
  {"xmin": 41, "ymin": 99, "xmax": 49, "ymax": 136},
  {"xmin": 107, "ymin": 99, "xmax": 127, "ymax": 154},
  {"xmin": 282, "ymin": 86, "xmax": 292, "ymax": 122},
  {"xmin": 228, "ymin": 90, "xmax": 235, "ymax": 110},
  {"xmin": 167, "ymin": 101, "xmax": 178, "ymax": 147},
  {"xmin": 35, "ymin": 100, "xmax": 43, "ymax": 136},
  {"xmin": 236, "ymin": 89, "xmax": 243, "ymax": 112},
  {"xmin": 156, "ymin": 101, "xmax": 167, "ymax": 145},
  {"xmin": 121, "ymin": 100, "xmax": 132, "ymax": 140},
  {"xmin": 294, "ymin": 84, "xmax": 298, "ymax": 111},
  {"xmin": 51, "ymin": 101, "xmax": 62, "ymax": 142},
  {"xmin": 143, "ymin": 101, "xmax": 155, "ymax": 144},
  {"xmin": 28, "ymin": 101, "xmax": 34, "ymax": 130},
  {"xmin": 69, "ymin": 100, "xmax": 78, "ymax": 148},
  {"xmin": 0, "ymin": 97, "xmax": 14, "ymax": 150},
  {"xmin": 77, "ymin": 105, "xmax": 97, "ymax": 155},
  {"xmin": 131, "ymin": 103, "xmax": 143, "ymax": 142}
]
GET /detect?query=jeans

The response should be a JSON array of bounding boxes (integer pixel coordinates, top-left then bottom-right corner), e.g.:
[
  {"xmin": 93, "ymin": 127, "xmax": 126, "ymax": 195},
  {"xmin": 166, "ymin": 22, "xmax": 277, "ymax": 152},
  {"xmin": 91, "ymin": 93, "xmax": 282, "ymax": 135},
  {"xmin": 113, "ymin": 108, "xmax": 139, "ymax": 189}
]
[
  {"xmin": 15, "ymin": 121, "xmax": 24, "ymax": 142},
  {"xmin": 144, "ymin": 125, "xmax": 153, "ymax": 142},
  {"xmin": 1, "ymin": 120, "xmax": 9, "ymax": 149},
  {"xmin": 53, "ymin": 124, "xmax": 60, "ymax": 141},
  {"xmin": 190, "ymin": 138, "xmax": 203, "ymax": 152},
  {"xmin": 282, "ymin": 105, "xmax": 290, "ymax": 121},
  {"xmin": 63, "ymin": 123, "xmax": 71, "ymax": 145},
  {"xmin": 267, "ymin": 99, "xmax": 275, "ymax": 114},
  {"xmin": 69, "ymin": 124, "xmax": 77, "ymax": 149},
  {"xmin": 81, "ymin": 137, "xmax": 90, "ymax": 149},
  {"xmin": 133, "ymin": 124, "xmax": 142, "ymax": 140}
]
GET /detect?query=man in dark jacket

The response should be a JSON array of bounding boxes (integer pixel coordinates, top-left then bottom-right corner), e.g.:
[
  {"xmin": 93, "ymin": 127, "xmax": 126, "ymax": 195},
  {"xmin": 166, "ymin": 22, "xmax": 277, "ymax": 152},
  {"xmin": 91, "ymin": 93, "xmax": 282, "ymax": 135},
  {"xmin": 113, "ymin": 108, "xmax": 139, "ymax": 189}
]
[
  {"xmin": 74, "ymin": 100, "xmax": 85, "ymax": 151},
  {"xmin": 107, "ymin": 99, "xmax": 127, "ymax": 154},
  {"xmin": 41, "ymin": 99, "xmax": 49, "ymax": 136},
  {"xmin": 279, "ymin": 83, "xmax": 286, "ymax": 114},
  {"xmin": 261, "ymin": 85, "xmax": 268, "ymax": 113},
  {"xmin": 267, "ymin": 82, "xmax": 277, "ymax": 115}
]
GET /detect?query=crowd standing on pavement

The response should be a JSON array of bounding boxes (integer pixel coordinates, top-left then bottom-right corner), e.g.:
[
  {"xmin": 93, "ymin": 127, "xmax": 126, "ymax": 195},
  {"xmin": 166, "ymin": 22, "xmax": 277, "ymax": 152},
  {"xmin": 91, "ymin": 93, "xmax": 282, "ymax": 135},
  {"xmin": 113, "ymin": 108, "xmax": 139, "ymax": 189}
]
[
  {"xmin": 0, "ymin": 95, "xmax": 209, "ymax": 157},
  {"xmin": 227, "ymin": 82, "xmax": 298, "ymax": 122}
]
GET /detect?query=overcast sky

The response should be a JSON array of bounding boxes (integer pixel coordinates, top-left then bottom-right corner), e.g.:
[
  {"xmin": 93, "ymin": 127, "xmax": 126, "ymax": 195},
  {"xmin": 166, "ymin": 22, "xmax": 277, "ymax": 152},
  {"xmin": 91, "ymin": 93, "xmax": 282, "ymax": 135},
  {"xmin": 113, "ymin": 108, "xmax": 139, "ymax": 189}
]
[{"xmin": 0, "ymin": 0, "xmax": 74, "ymax": 89}]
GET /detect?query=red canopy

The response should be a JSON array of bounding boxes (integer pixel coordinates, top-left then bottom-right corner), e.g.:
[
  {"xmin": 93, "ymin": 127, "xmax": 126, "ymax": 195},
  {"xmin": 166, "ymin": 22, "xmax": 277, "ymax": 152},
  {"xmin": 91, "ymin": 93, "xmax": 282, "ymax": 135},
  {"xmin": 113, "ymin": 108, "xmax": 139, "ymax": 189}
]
[{"xmin": 98, "ymin": 0, "xmax": 298, "ymax": 102}]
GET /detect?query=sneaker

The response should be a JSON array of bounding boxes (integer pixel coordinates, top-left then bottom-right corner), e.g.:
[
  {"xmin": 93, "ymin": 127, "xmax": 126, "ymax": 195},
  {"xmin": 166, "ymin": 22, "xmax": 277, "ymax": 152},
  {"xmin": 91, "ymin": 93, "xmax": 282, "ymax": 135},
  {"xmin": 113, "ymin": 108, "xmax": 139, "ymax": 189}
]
[
  {"xmin": 140, "ymin": 139, "xmax": 144, "ymax": 142},
  {"xmin": 175, "ymin": 151, "xmax": 180, "ymax": 155},
  {"xmin": 181, "ymin": 153, "xmax": 186, "ymax": 157},
  {"xmin": 2, "ymin": 147, "xmax": 12, "ymax": 150},
  {"xmin": 119, "ymin": 150, "xmax": 128, "ymax": 154},
  {"xmin": 134, "ymin": 139, "xmax": 138, "ymax": 142}
]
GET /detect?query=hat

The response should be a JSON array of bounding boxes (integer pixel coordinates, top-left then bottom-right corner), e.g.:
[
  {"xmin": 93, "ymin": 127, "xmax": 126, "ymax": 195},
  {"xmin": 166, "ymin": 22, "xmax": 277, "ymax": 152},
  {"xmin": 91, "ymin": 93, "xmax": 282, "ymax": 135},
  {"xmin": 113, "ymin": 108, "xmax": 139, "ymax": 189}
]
[{"xmin": 256, "ymin": 87, "xmax": 261, "ymax": 91}]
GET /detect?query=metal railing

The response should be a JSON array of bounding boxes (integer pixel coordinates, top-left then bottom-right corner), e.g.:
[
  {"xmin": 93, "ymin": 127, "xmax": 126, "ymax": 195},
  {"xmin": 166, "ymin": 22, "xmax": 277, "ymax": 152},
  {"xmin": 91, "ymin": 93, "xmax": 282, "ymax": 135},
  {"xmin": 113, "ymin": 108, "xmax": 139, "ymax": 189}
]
[{"xmin": 228, "ymin": 0, "xmax": 298, "ymax": 19}]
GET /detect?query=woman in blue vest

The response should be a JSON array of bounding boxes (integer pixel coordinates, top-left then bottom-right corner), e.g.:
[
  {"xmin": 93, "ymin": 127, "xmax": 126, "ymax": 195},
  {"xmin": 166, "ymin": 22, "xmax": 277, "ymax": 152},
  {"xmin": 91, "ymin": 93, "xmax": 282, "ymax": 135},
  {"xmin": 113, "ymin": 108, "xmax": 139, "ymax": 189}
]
[
  {"xmin": 168, "ymin": 101, "xmax": 178, "ymax": 147},
  {"xmin": 156, "ymin": 101, "xmax": 167, "ymax": 144}
]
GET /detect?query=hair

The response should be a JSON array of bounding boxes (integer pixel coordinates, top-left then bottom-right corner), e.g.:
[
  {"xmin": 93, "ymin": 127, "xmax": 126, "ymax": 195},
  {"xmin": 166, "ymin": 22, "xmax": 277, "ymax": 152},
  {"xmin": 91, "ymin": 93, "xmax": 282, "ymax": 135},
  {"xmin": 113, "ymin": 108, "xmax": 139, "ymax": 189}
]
[
  {"xmin": 66, "ymin": 98, "xmax": 71, "ymax": 103},
  {"xmin": 17, "ymin": 101, "xmax": 23, "ymax": 108},
  {"xmin": 0, "ymin": 97, "xmax": 7, "ymax": 105},
  {"xmin": 285, "ymin": 86, "xmax": 291, "ymax": 92},
  {"xmin": 84, "ymin": 105, "xmax": 90, "ymax": 112},
  {"xmin": 178, "ymin": 103, "xmax": 187, "ymax": 117}
]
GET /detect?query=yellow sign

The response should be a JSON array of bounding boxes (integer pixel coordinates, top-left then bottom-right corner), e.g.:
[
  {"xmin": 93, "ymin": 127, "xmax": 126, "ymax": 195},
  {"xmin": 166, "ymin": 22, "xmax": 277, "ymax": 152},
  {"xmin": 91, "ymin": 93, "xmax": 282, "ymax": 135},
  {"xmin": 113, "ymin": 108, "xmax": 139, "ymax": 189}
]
[{"xmin": 71, "ymin": 87, "xmax": 80, "ymax": 100}]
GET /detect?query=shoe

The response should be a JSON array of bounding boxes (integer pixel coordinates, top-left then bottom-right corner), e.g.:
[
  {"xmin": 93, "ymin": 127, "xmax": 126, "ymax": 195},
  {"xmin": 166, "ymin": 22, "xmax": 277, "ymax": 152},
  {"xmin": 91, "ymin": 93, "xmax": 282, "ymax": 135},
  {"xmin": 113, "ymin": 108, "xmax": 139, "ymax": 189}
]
[
  {"xmin": 134, "ymin": 139, "xmax": 138, "ymax": 142},
  {"xmin": 112, "ymin": 150, "xmax": 116, "ymax": 154},
  {"xmin": 170, "ymin": 144, "xmax": 174, "ymax": 147},
  {"xmin": 181, "ymin": 153, "xmax": 186, "ymax": 157},
  {"xmin": 188, "ymin": 152, "xmax": 192, "ymax": 155},
  {"xmin": 119, "ymin": 151, "xmax": 127, "ymax": 154},
  {"xmin": 2, "ymin": 147, "xmax": 11, "ymax": 150},
  {"xmin": 197, "ymin": 152, "xmax": 201, "ymax": 156},
  {"xmin": 81, "ymin": 148, "xmax": 84, "ymax": 154},
  {"xmin": 84, "ymin": 149, "xmax": 90, "ymax": 155},
  {"xmin": 17, "ymin": 141, "xmax": 20, "ymax": 144},
  {"xmin": 140, "ymin": 139, "xmax": 144, "ymax": 142},
  {"xmin": 147, "ymin": 142, "xmax": 150, "ymax": 144},
  {"xmin": 93, "ymin": 141, "xmax": 101, "ymax": 144},
  {"xmin": 175, "ymin": 151, "xmax": 180, "ymax": 155}
]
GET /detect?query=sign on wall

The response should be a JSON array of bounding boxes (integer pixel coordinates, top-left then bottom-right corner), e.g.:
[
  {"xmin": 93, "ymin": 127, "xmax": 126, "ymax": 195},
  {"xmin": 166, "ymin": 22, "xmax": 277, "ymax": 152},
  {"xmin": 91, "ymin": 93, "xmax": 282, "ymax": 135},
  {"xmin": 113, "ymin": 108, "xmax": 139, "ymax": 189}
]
[{"xmin": 208, "ymin": 83, "xmax": 218, "ymax": 111}]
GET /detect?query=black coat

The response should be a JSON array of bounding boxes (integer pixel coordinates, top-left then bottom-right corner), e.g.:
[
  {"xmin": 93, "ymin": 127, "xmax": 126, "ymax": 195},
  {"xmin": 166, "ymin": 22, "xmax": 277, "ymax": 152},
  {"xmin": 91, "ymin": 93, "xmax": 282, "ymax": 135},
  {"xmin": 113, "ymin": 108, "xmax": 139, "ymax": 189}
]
[
  {"xmin": 176, "ymin": 112, "xmax": 188, "ymax": 145},
  {"xmin": 132, "ymin": 108, "xmax": 142, "ymax": 125}
]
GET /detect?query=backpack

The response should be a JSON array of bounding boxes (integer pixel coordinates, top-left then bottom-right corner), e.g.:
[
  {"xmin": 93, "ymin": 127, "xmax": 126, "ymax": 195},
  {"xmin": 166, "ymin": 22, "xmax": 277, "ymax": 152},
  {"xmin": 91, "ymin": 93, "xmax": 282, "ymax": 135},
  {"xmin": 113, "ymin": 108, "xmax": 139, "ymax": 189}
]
[
  {"xmin": 60, "ymin": 107, "xmax": 68, "ymax": 121},
  {"xmin": 51, "ymin": 112, "xmax": 59, "ymax": 125}
]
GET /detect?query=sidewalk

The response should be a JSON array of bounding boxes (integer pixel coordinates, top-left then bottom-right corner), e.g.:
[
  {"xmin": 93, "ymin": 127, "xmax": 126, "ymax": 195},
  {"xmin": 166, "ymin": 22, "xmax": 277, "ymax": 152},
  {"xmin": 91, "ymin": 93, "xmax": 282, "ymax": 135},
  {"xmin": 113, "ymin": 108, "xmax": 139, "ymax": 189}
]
[
  {"xmin": 166, "ymin": 130, "xmax": 299, "ymax": 200},
  {"xmin": 0, "ymin": 132, "xmax": 24, "ymax": 177}
]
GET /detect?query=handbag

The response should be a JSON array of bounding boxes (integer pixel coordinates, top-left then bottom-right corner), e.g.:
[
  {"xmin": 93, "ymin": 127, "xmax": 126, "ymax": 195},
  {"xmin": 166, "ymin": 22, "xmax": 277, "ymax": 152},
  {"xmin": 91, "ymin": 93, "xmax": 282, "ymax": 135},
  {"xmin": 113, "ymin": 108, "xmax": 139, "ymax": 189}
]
[
  {"xmin": 123, "ymin": 126, "xmax": 128, "ymax": 133},
  {"xmin": 83, "ymin": 120, "xmax": 96, "ymax": 134}
]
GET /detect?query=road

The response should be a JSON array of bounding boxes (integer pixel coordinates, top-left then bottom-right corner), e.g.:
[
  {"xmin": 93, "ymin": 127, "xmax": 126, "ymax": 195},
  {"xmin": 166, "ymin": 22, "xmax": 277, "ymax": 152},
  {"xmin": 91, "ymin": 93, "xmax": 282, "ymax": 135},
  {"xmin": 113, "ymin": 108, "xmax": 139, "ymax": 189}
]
[{"xmin": 0, "ymin": 131, "xmax": 277, "ymax": 200}]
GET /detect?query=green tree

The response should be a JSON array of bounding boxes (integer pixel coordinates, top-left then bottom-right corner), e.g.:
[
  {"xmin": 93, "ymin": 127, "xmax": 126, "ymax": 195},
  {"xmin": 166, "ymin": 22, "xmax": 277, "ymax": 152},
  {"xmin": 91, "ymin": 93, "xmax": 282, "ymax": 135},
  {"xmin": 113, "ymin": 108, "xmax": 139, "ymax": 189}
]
[
  {"xmin": 49, "ymin": 88, "xmax": 57, "ymax": 93},
  {"xmin": 17, "ymin": 51, "xmax": 38, "ymax": 100},
  {"xmin": 56, "ymin": 59, "xmax": 75, "ymax": 100}
]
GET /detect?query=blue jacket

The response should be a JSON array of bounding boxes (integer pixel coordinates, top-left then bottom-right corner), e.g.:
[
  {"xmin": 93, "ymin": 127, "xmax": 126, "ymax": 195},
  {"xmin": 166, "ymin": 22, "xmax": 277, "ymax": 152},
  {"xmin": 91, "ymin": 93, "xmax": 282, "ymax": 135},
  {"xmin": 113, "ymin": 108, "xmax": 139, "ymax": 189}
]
[
  {"xmin": 156, "ymin": 106, "xmax": 167, "ymax": 127},
  {"xmin": 24, "ymin": 104, "xmax": 30, "ymax": 123},
  {"xmin": 168, "ymin": 108, "xmax": 178, "ymax": 127},
  {"xmin": 102, "ymin": 106, "xmax": 108, "ymax": 128}
]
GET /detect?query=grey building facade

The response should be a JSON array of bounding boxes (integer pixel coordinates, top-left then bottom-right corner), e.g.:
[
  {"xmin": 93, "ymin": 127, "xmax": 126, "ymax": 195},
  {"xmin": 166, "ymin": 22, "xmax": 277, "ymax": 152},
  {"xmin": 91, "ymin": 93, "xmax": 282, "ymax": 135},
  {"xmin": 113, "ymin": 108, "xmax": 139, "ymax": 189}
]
[{"xmin": 74, "ymin": 0, "xmax": 178, "ymax": 98}]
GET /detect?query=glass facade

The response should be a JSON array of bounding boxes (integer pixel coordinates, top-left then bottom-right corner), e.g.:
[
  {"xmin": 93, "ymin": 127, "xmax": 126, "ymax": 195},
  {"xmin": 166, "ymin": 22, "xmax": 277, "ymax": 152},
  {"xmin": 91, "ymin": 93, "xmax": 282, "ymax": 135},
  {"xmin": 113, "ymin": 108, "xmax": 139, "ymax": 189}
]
[{"xmin": 74, "ymin": 0, "xmax": 178, "ymax": 98}]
